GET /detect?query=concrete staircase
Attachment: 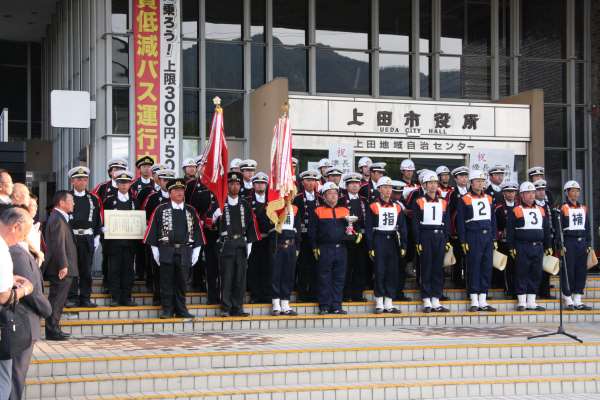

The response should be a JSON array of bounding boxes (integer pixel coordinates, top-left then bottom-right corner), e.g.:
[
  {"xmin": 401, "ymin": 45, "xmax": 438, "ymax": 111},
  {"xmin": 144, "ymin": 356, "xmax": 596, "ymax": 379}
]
[{"xmin": 26, "ymin": 276, "xmax": 600, "ymax": 399}]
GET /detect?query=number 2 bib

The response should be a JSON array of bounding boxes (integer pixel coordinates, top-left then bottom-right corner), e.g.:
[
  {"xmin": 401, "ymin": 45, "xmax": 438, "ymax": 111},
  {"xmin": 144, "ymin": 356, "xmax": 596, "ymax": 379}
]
[{"xmin": 470, "ymin": 197, "xmax": 491, "ymax": 221}]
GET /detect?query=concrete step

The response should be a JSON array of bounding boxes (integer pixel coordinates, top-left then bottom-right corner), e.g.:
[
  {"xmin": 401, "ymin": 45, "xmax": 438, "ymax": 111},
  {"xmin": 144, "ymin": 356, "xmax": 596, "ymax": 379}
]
[
  {"xmin": 50, "ymin": 310, "xmax": 600, "ymax": 337},
  {"xmin": 29, "ymin": 338, "xmax": 600, "ymax": 378},
  {"xmin": 61, "ymin": 299, "xmax": 599, "ymax": 321},
  {"xmin": 33, "ymin": 375, "xmax": 600, "ymax": 399},
  {"xmin": 24, "ymin": 358, "xmax": 600, "ymax": 399}
]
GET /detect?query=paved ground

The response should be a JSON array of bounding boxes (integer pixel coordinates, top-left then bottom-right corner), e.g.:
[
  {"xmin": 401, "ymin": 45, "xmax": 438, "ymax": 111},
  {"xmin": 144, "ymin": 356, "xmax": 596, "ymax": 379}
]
[
  {"xmin": 33, "ymin": 322, "xmax": 600, "ymax": 362},
  {"xmin": 449, "ymin": 395, "xmax": 600, "ymax": 400}
]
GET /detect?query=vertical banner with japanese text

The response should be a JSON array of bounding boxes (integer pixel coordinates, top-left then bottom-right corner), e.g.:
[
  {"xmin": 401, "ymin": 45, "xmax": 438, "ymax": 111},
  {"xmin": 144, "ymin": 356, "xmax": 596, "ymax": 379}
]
[
  {"xmin": 134, "ymin": 0, "xmax": 161, "ymax": 163},
  {"xmin": 159, "ymin": 0, "xmax": 181, "ymax": 170}
]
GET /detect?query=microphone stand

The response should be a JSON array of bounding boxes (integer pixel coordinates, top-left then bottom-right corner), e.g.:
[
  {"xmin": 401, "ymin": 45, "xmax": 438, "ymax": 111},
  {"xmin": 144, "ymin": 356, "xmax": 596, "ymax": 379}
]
[{"xmin": 528, "ymin": 206, "xmax": 582, "ymax": 343}]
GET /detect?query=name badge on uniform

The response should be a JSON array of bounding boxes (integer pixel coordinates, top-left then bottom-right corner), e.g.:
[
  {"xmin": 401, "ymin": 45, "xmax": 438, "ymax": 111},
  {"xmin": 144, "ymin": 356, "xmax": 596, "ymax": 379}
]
[
  {"xmin": 378, "ymin": 206, "xmax": 398, "ymax": 231},
  {"xmin": 282, "ymin": 210, "xmax": 294, "ymax": 231},
  {"xmin": 470, "ymin": 197, "xmax": 491, "ymax": 221},
  {"xmin": 521, "ymin": 207, "xmax": 543, "ymax": 230},
  {"xmin": 565, "ymin": 208, "xmax": 586, "ymax": 231},
  {"xmin": 422, "ymin": 201, "xmax": 443, "ymax": 225}
]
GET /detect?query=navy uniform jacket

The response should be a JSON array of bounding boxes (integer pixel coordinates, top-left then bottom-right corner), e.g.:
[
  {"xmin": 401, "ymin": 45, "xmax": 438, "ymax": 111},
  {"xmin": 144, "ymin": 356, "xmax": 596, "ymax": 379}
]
[
  {"xmin": 339, "ymin": 194, "xmax": 368, "ymax": 234},
  {"xmin": 365, "ymin": 198, "xmax": 407, "ymax": 252},
  {"xmin": 412, "ymin": 194, "xmax": 450, "ymax": 245},
  {"xmin": 308, "ymin": 203, "xmax": 352, "ymax": 249},
  {"xmin": 293, "ymin": 191, "xmax": 321, "ymax": 235},
  {"xmin": 216, "ymin": 197, "xmax": 261, "ymax": 244},
  {"xmin": 560, "ymin": 201, "xmax": 591, "ymax": 246},
  {"xmin": 144, "ymin": 202, "xmax": 205, "ymax": 266},
  {"xmin": 485, "ymin": 184, "xmax": 503, "ymax": 205},
  {"xmin": 188, "ymin": 184, "xmax": 219, "ymax": 231},
  {"xmin": 131, "ymin": 176, "xmax": 154, "ymax": 196},
  {"xmin": 456, "ymin": 191, "xmax": 497, "ymax": 244},
  {"xmin": 143, "ymin": 191, "xmax": 170, "ymax": 221},
  {"xmin": 494, "ymin": 199, "xmax": 519, "ymax": 242},
  {"xmin": 69, "ymin": 190, "xmax": 103, "ymax": 237},
  {"xmin": 250, "ymin": 193, "xmax": 273, "ymax": 237},
  {"xmin": 506, "ymin": 203, "xmax": 551, "ymax": 250},
  {"xmin": 358, "ymin": 180, "xmax": 379, "ymax": 203}
]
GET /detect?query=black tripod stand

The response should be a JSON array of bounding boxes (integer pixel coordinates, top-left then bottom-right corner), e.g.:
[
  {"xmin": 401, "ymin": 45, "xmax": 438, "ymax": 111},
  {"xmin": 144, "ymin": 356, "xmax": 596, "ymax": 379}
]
[{"xmin": 528, "ymin": 207, "xmax": 582, "ymax": 343}]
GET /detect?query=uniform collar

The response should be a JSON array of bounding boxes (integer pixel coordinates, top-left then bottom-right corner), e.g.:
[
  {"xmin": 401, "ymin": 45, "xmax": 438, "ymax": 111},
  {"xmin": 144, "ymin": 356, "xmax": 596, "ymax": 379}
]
[
  {"xmin": 305, "ymin": 191, "xmax": 315, "ymax": 201},
  {"xmin": 227, "ymin": 195, "xmax": 239, "ymax": 206},
  {"xmin": 457, "ymin": 185, "xmax": 468, "ymax": 195},
  {"xmin": 171, "ymin": 201, "xmax": 184, "ymax": 210},
  {"xmin": 160, "ymin": 190, "xmax": 169, "ymax": 199},
  {"xmin": 348, "ymin": 192, "xmax": 359, "ymax": 200},
  {"xmin": 73, "ymin": 189, "xmax": 86, "ymax": 197},
  {"xmin": 117, "ymin": 191, "xmax": 129, "ymax": 202},
  {"xmin": 141, "ymin": 176, "xmax": 151, "ymax": 184},
  {"xmin": 254, "ymin": 192, "xmax": 266, "ymax": 203}
]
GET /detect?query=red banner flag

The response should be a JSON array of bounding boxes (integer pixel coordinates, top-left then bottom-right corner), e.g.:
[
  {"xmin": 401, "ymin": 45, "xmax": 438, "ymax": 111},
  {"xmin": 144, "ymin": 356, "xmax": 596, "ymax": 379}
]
[{"xmin": 201, "ymin": 97, "xmax": 229, "ymax": 209}]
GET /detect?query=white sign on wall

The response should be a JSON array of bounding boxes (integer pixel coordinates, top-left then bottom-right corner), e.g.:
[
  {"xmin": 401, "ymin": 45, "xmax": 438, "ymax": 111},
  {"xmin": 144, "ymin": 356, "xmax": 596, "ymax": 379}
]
[
  {"xmin": 159, "ymin": 0, "xmax": 181, "ymax": 170},
  {"xmin": 468, "ymin": 148, "xmax": 516, "ymax": 183},
  {"xmin": 50, "ymin": 90, "xmax": 91, "ymax": 128},
  {"xmin": 329, "ymin": 144, "xmax": 354, "ymax": 174}
]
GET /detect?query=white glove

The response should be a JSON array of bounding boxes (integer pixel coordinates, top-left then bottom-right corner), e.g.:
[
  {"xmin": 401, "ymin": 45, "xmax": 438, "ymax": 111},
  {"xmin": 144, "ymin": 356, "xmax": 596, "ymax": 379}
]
[
  {"xmin": 212, "ymin": 208, "xmax": 223, "ymax": 223},
  {"xmin": 246, "ymin": 243, "xmax": 252, "ymax": 258},
  {"xmin": 93, "ymin": 235, "xmax": 100, "ymax": 251},
  {"xmin": 151, "ymin": 246, "xmax": 160, "ymax": 266},
  {"xmin": 101, "ymin": 226, "xmax": 106, "ymax": 233},
  {"xmin": 191, "ymin": 246, "xmax": 201, "ymax": 266}
]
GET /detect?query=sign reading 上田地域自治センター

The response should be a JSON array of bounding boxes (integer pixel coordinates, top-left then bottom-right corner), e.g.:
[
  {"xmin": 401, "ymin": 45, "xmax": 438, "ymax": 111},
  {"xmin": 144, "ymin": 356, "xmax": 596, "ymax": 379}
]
[
  {"xmin": 134, "ymin": 0, "xmax": 181, "ymax": 170},
  {"xmin": 104, "ymin": 210, "xmax": 147, "ymax": 240}
]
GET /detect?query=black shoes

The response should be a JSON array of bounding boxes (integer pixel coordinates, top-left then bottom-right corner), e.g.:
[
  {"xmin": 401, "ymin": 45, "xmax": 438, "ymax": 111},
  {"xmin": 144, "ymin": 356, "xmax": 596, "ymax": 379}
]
[
  {"xmin": 46, "ymin": 331, "xmax": 69, "ymax": 341},
  {"xmin": 65, "ymin": 300, "xmax": 79, "ymax": 308},
  {"xmin": 159, "ymin": 310, "xmax": 173, "ymax": 319},
  {"xmin": 433, "ymin": 306, "xmax": 450, "ymax": 313},
  {"xmin": 575, "ymin": 304, "xmax": 593, "ymax": 311},
  {"xmin": 78, "ymin": 300, "xmax": 97, "ymax": 308},
  {"xmin": 330, "ymin": 309, "xmax": 347, "ymax": 315},
  {"xmin": 423, "ymin": 307, "xmax": 432, "ymax": 313},
  {"xmin": 480, "ymin": 305, "xmax": 497, "ymax": 312},
  {"xmin": 109, "ymin": 299, "xmax": 120, "ymax": 307},
  {"xmin": 516, "ymin": 305, "xmax": 526, "ymax": 312},
  {"xmin": 174, "ymin": 311, "xmax": 194, "ymax": 319},
  {"xmin": 121, "ymin": 299, "xmax": 139, "ymax": 307},
  {"xmin": 318, "ymin": 307, "xmax": 329, "ymax": 315}
]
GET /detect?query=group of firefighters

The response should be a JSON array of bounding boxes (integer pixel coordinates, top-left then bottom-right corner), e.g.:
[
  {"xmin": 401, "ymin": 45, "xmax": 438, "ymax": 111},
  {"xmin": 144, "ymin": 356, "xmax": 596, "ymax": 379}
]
[{"xmin": 63, "ymin": 153, "xmax": 593, "ymax": 318}]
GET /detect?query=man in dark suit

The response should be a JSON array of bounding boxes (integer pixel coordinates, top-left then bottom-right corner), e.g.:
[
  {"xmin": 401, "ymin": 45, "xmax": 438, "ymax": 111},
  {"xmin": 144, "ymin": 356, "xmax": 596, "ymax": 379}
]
[
  {"xmin": 43, "ymin": 190, "xmax": 78, "ymax": 341},
  {"xmin": 9, "ymin": 233, "xmax": 52, "ymax": 400}
]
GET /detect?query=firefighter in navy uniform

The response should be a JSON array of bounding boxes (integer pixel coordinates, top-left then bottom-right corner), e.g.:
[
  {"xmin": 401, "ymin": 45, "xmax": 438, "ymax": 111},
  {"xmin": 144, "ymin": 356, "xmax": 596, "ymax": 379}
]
[
  {"xmin": 270, "ymin": 202, "xmax": 302, "ymax": 316},
  {"xmin": 494, "ymin": 181, "xmax": 519, "ymax": 297},
  {"xmin": 93, "ymin": 158, "xmax": 128, "ymax": 292},
  {"xmin": 143, "ymin": 169, "xmax": 176, "ymax": 305},
  {"xmin": 399, "ymin": 159, "xmax": 420, "ymax": 288},
  {"xmin": 293, "ymin": 170, "xmax": 321, "ymax": 302},
  {"xmin": 340, "ymin": 172, "xmax": 369, "ymax": 302},
  {"xmin": 485, "ymin": 164, "xmax": 506, "ymax": 204},
  {"xmin": 135, "ymin": 163, "xmax": 164, "ymax": 210},
  {"xmin": 310, "ymin": 182, "xmax": 357, "ymax": 315},
  {"xmin": 131, "ymin": 156, "xmax": 155, "ymax": 282},
  {"xmin": 247, "ymin": 172, "xmax": 274, "ymax": 303},
  {"xmin": 317, "ymin": 159, "xmax": 333, "ymax": 186},
  {"xmin": 506, "ymin": 181, "xmax": 552, "ymax": 311},
  {"xmin": 436, "ymin": 166, "xmax": 453, "ymax": 200},
  {"xmin": 366, "ymin": 177, "xmax": 408, "ymax": 314},
  {"xmin": 560, "ymin": 180, "xmax": 593, "ymax": 310},
  {"xmin": 413, "ymin": 171, "xmax": 451, "ymax": 313},
  {"xmin": 103, "ymin": 170, "xmax": 138, "ymax": 307},
  {"xmin": 213, "ymin": 172, "xmax": 261, "ymax": 317},
  {"xmin": 181, "ymin": 158, "xmax": 198, "ymax": 184},
  {"xmin": 534, "ymin": 179, "xmax": 556, "ymax": 299},
  {"xmin": 456, "ymin": 170, "xmax": 497, "ymax": 312},
  {"xmin": 391, "ymin": 180, "xmax": 410, "ymax": 300},
  {"xmin": 359, "ymin": 162, "xmax": 385, "ymax": 203},
  {"xmin": 528, "ymin": 166, "xmax": 555, "ymax": 207},
  {"xmin": 239, "ymin": 159, "xmax": 257, "ymax": 198},
  {"xmin": 448, "ymin": 166, "xmax": 470, "ymax": 289},
  {"xmin": 357, "ymin": 157, "xmax": 372, "ymax": 186},
  {"xmin": 65, "ymin": 166, "xmax": 102, "ymax": 308},
  {"xmin": 145, "ymin": 178, "xmax": 205, "ymax": 319}
]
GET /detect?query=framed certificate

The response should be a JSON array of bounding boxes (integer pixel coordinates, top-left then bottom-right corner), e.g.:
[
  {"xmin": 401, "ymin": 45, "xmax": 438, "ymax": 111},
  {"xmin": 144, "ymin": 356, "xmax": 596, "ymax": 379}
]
[{"xmin": 104, "ymin": 210, "xmax": 147, "ymax": 240}]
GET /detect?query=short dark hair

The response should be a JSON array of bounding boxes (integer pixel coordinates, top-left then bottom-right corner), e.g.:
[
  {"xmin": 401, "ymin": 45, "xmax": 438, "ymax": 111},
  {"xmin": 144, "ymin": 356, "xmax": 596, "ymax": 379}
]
[
  {"xmin": 52, "ymin": 190, "xmax": 72, "ymax": 207},
  {"xmin": 0, "ymin": 206, "xmax": 28, "ymax": 227}
]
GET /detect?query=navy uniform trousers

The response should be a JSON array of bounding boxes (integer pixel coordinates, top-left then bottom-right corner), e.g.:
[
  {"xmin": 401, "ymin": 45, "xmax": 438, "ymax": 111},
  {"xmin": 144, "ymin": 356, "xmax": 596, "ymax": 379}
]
[
  {"xmin": 562, "ymin": 236, "xmax": 588, "ymax": 296},
  {"xmin": 317, "ymin": 244, "xmax": 347, "ymax": 311},
  {"xmin": 373, "ymin": 233, "xmax": 400, "ymax": 299},
  {"xmin": 419, "ymin": 230, "xmax": 445, "ymax": 299},
  {"xmin": 513, "ymin": 241, "xmax": 544, "ymax": 295},
  {"xmin": 465, "ymin": 229, "xmax": 493, "ymax": 294}
]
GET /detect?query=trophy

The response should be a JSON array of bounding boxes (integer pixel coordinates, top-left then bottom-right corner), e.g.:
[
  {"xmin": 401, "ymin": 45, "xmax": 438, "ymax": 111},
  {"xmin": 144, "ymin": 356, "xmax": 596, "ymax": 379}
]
[{"xmin": 345, "ymin": 215, "xmax": 358, "ymax": 235}]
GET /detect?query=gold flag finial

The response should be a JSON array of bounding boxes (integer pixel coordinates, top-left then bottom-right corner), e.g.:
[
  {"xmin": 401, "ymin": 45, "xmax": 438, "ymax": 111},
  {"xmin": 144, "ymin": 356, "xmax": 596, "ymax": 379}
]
[{"xmin": 281, "ymin": 102, "xmax": 289, "ymax": 116}]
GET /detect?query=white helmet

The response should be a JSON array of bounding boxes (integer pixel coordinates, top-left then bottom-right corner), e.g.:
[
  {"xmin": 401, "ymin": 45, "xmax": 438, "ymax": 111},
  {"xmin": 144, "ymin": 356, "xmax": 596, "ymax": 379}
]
[
  {"xmin": 229, "ymin": 158, "xmax": 242, "ymax": 169},
  {"xmin": 400, "ymin": 159, "xmax": 415, "ymax": 171},
  {"xmin": 318, "ymin": 158, "xmax": 333, "ymax": 169},
  {"xmin": 421, "ymin": 171, "xmax": 439, "ymax": 184},
  {"xmin": 469, "ymin": 170, "xmax": 486, "ymax": 181},
  {"xmin": 357, "ymin": 157, "xmax": 372, "ymax": 169},
  {"xmin": 435, "ymin": 165, "xmax": 450, "ymax": 175},
  {"xmin": 320, "ymin": 181, "xmax": 339, "ymax": 194},
  {"xmin": 376, "ymin": 176, "xmax": 394, "ymax": 189},
  {"xmin": 519, "ymin": 181, "xmax": 536, "ymax": 193},
  {"xmin": 563, "ymin": 180, "xmax": 581, "ymax": 191}
]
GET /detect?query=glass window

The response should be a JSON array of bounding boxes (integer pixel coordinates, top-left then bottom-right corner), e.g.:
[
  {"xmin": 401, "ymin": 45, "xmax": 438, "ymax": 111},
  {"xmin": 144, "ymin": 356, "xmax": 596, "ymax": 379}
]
[
  {"xmin": 544, "ymin": 106, "xmax": 567, "ymax": 148},
  {"xmin": 273, "ymin": 0, "xmax": 307, "ymax": 46},
  {"xmin": 110, "ymin": 136, "xmax": 129, "ymax": 160},
  {"xmin": 420, "ymin": 0, "xmax": 432, "ymax": 53},
  {"xmin": 206, "ymin": 0, "xmax": 243, "ymax": 41},
  {"xmin": 544, "ymin": 149, "xmax": 567, "ymax": 202},
  {"xmin": 182, "ymin": 41, "xmax": 199, "ymax": 87},
  {"xmin": 379, "ymin": 53, "xmax": 411, "ymax": 97},
  {"xmin": 31, "ymin": 67, "xmax": 41, "ymax": 123},
  {"xmin": 440, "ymin": 56, "xmax": 461, "ymax": 98},
  {"xmin": 7, "ymin": 122, "xmax": 26, "ymax": 142},
  {"xmin": 251, "ymin": 0, "xmax": 266, "ymax": 42},
  {"xmin": 206, "ymin": 91, "xmax": 244, "ymax": 138},
  {"xmin": 575, "ymin": 0, "xmax": 584, "ymax": 60},
  {"xmin": 316, "ymin": 49, "xmax": 370, "ymax": 95},
  {"xmin": 206, "ymin": 42, "xmax": 243, "ymax": 89},
  {"xmin": 520, "ymin": 0, "xmax": 566, "ymax": 59},
  {"xmin": 498, "ymin": 0, "xmax": 511, "ymax": 57},
  {"xmin": 0, "ymin": 66, "xmax": 27, "ymax": 121},
  {"xmin": 183, "ymin": 139, "xmax": 200, "ymax": 159},
  {"xmin": 379, "ymin": 0, "xmax": 411, "ymax": 52},
  {"xmin": 575, "ymin": 62, "xmax": 584, "ymax": 105},
  {"xmin": 419, "ymin": 55, "xmax": 431, "ymax": 97},
  {"xmin": 0, "ymin": 41, "xmax": 27, "ymax": 65},
  {"xmin": 30, "ymin": 43, "xmax": 42, "ymax": 67},
  {"xmin": 112, "ymin": 37, "xmax": 129, "ymax": 84},
  {"xmin": 519, "ymin": 61, "xmax": 566, "ymax": 104},
  {"xmin": 316, "ymin": 0, "xmax": 370, "ymax": 50},
  {"xmin": 441, "ymin": 0, "xmax": 491, "ymax": 56},
  {"xmin": 251, "ymin": 45, "xmax": 265, "ymax": 89},
  {"xmin": 274, "ymin": 46, "xmax": 308, "ymax": 92},
  {"xmin": 183, "ymin": 90, "xmax": 199, "ymax": 137},
  {"xmin": 575, "ymin": 107, "xmax": 585, "ymax": 149},
  {"xmin": 112, "ymin": 87, "xmax": 129, "ymax": 135},
  {"xmin": 499, "ymin": 57, "xmax": 511, "ymax": 98},
  {"xmin": 182, "ymin": 0, "xmax": 199, "ymax": 38},
  {"xmin": 458, "ymin": 56, "xmax": 491, "ymax": 99},
  {"xmin": 111, "ymin": 0, "xmax": 128, "ymax": 33}
]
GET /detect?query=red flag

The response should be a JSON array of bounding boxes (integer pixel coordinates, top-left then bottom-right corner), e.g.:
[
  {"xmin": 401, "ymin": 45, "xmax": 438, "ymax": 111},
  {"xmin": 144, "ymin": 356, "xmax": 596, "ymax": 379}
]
[
  {"xmin": 267, "ymin": 104, "xmax": 296, "ymax": 228},
  {"xmin": 201, "ymin": 97, "xmax": 229, "ymax": 208}
]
